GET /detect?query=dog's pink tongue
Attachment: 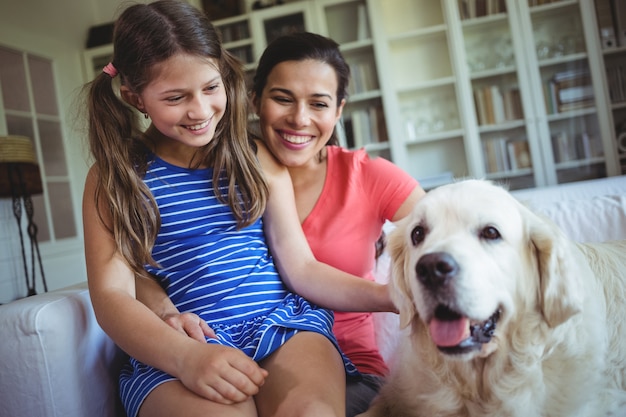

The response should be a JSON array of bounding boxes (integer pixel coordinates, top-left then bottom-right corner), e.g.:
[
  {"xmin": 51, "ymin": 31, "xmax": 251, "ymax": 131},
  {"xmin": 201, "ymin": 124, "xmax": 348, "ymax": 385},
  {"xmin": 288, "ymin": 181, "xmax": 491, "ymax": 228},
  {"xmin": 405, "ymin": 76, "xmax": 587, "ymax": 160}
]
[{"xmin": 429, "ymin": 317, "xmax": 470, "ymax": 347}]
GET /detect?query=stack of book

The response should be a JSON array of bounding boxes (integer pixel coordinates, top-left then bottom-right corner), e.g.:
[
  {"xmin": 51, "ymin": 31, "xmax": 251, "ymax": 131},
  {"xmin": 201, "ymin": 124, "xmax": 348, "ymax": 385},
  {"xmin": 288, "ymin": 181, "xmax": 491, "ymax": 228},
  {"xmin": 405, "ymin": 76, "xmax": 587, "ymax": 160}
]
[
  {"xmin": 343, "ymin": 105, "xmax": 388, "ymax": 149},
  {"xmin": 482, "ymin": 137, "xmax": 531, "ymax": 173},
  {"xmin": 347, "ymin": 58, "xmax": 378, "ymax": 96},
  {"xmin": 458, "ymin": 0, "xmax": 507, "ymax": 20},
  {"xmin": 544, "ymin": 68, "xmax": 594, "ymax": 114},
  {"xmin": 473, "ymin": 86, "xmax": 523, "ymax": 126},
  {"xmin": 604, "ymin": 61, "xmax": 626, "ymax": 103},
  {"xmin": 551, "ymin": 131, "xmax": 604, "ymax": 163},
  {"xmin": 594, "ymin": 0, "xmax": 626, "ymax": 49}
]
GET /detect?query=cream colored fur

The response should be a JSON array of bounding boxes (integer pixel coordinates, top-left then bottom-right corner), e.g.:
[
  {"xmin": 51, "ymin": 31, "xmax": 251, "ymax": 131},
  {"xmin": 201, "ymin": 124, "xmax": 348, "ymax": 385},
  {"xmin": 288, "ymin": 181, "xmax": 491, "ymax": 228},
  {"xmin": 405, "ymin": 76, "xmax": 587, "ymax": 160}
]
[{"xmin": 359, "ymin": 179, "xmax": 626, "ymax": 417}]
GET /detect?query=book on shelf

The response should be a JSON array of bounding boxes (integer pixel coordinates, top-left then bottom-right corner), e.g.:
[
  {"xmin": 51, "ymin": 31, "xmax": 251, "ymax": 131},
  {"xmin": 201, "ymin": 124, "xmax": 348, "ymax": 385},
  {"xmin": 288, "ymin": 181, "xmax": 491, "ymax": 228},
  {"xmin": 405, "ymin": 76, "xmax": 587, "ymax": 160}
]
[
  {"xmin": 483, "ymin": 137, "xmax": 510, "ymax": 173},
  {"xmin": 356, "ymin": 3, "xmax": 370, "ymax": 41},
  {"xmin": 528, "ymin": 0, "xmax": 564, "ymax": 6},
  {"xmin": 482, "ymin": 137, "xmax": 531, "ymax": 173},
  {"xmin": 507, "ymin": 140, "xmax": 531, "ymax": 170},
  {"xmin": 595, "ymin": 0, "xmax": 619, "ymax": 49},
  {"xmin": 346, "ymin": 106, "xmax": 388, "ymax": 149},
  {"xmin": 604, "ymin": 62, "xmax": 626, "ymax": 103},
  {"xmin": 347, "ymin": 59, "xmax": 378, "ymax": 95},
  {"xmin": 614, "ymin": 0, "xmax": 626, "ymax": 46},
  {"xmin": 577, "ymin": 132, "xmax": 604, "ymax": 159},
  {"xmin": 503, "ymin": 88, "xmax": 523, "ymax": 120},
  {"xmin": 473, "ymin": 86, "xmax": 522, "ymax": 125},
  {"xmin": 551, "ymin": 131, "xmax": 602, "ymax": 163},
  {"xmin": 552, "ymin": 131, "xmax": 578, "ymax": 163},
  {"xmin": 546, "ymin": 70, "xmax": 594, "ymax": 113},
  {"xmin": 558, "ymin": 84, "xmax": 594, "ymax": 103},
  {"xmin": 458, "ymin": 0, "xmax": 506, "ymax": 20}
]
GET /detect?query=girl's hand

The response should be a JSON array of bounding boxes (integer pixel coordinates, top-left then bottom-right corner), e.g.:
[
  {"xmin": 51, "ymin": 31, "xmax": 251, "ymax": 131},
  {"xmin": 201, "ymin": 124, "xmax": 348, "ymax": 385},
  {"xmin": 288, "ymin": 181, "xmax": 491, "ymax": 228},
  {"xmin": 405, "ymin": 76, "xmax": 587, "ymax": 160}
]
[
  {"xmin": 179, "ymin": 343, "xmax": 269, "ymax": 404},
  {"xmin": 163, "ymin": 311, "xmax": 216, "ymax": 343}
]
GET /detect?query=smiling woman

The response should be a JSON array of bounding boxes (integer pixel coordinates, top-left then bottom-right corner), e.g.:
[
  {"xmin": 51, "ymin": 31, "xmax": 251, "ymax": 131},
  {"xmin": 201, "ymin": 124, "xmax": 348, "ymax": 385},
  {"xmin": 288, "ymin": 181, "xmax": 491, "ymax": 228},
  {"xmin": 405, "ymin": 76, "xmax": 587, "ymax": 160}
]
[{"xmin": 247, "ymin": 32, "xmax": 426, "ymax": 416}]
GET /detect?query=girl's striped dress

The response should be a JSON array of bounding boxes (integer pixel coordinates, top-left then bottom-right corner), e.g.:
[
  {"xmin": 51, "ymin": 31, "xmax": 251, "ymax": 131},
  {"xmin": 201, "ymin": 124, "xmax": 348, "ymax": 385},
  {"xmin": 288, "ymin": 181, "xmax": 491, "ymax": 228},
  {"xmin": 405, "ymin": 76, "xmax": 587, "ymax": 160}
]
[{"xmin": 119, "ymin": 156, "xmax": 357, "ymax": 417}]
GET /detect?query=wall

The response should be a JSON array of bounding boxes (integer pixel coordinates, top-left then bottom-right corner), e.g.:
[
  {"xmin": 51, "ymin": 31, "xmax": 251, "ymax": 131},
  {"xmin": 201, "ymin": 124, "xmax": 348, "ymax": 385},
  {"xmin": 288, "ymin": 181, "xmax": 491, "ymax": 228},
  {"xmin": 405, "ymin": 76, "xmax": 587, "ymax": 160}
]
[{"xmin": 0, "ymin": 0, "xmax": 152, "ymax": 303}]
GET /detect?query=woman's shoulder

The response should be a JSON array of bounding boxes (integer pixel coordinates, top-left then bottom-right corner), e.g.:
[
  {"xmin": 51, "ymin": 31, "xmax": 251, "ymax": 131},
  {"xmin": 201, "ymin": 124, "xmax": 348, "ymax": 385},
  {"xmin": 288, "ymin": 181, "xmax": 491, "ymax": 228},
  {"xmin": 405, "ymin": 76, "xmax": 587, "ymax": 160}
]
[
  {"xmin": 327, "ymin": 145, "xmax": 398, "ymax": 174},
  {"xmin": 327, "ymin": 145, "xmax": 371, "ymax": 168}
]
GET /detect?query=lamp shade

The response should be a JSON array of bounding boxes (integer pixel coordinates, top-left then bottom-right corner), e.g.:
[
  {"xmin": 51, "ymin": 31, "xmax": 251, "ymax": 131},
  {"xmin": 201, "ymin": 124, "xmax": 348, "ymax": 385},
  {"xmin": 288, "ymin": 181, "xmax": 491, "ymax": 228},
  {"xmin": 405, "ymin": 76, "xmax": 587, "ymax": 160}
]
[{"xmin": 0, "ymin": 135, "xmax": 43, "ymax": 197}]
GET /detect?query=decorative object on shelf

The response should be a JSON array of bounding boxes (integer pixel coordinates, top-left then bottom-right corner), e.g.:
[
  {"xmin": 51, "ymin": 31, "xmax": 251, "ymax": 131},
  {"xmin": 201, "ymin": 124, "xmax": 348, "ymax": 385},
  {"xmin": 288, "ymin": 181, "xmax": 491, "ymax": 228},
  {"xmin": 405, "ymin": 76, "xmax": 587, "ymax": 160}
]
[
  {"xmin": 203, "ymin": 0, "xmax": 242, "ymax": 20},
  {"xmin": 263, "ymin": 12, "xmax": 305, "ymax": 44},
  {"xmin": 0, "ymin": 135, "xmax": 47, "ymax": 297},
  {"xmin": 252, "ymin": 0, "xmax": 285, "ymax": 10},
  {"xmin": 86, "ymin": 22, "xmax": 115, "ymax": 48}
]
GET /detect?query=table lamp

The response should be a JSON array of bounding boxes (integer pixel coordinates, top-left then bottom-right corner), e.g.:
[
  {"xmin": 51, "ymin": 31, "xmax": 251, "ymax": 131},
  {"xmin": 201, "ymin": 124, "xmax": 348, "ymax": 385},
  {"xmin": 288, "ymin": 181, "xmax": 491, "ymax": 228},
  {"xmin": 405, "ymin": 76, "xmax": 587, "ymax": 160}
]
[{"xmin": 0, "ymin": 135, "xmax": 47, "ymax": 297}]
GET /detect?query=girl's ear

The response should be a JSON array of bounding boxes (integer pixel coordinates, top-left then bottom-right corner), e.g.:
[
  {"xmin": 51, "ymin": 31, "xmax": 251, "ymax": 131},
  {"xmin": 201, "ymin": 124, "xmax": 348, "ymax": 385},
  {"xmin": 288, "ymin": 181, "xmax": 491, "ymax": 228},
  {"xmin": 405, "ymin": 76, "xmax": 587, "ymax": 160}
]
[{"xmin": 120, "ymin": 86, "xmax": 144, "ymax": 112}]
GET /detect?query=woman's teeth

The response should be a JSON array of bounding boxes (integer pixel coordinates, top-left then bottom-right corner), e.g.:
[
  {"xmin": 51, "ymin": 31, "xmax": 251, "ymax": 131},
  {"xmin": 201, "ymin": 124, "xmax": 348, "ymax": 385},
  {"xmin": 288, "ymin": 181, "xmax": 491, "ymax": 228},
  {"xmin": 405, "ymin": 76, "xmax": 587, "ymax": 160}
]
[
  {"xmin": 187, "ymin": 120, "xmax": 209, "ymax": 131},
  {"xmin": 282, "ymin": 133, "xmax": 311, "ymax": 144}
]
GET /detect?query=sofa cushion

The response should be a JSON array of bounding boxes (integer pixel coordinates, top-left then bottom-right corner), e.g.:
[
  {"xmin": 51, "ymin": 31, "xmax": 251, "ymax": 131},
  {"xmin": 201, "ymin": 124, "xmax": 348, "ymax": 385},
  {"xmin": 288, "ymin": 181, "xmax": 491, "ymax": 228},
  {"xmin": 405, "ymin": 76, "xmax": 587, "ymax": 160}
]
[
  {"xmin": 531, "ymin": 194, "xmax": 626, "ymax": 243},
  {"xmin": 0, "ymin": 283, "xmax": 126, "ymax": 417}
]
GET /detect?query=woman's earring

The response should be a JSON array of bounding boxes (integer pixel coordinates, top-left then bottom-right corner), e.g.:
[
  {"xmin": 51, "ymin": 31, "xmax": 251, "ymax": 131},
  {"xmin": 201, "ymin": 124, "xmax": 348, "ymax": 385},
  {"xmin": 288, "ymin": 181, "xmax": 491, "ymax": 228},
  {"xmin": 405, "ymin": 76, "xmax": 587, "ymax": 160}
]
[{"xmin": 144, "ymin": 112, "xmax": 149, "ymax": 119}]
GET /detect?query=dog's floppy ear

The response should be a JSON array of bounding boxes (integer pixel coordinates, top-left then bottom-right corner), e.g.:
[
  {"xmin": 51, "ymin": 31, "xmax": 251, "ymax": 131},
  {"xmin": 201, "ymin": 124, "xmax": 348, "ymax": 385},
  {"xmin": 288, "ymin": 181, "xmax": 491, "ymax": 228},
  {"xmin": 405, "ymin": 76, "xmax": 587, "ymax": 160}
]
[
  {"xmin": 524, "ymin": 206, "xmax": 583, "ymax": 328},
  {"xmin": 387, "ymin": 222, "xmax": 418, "ymax": 328}
]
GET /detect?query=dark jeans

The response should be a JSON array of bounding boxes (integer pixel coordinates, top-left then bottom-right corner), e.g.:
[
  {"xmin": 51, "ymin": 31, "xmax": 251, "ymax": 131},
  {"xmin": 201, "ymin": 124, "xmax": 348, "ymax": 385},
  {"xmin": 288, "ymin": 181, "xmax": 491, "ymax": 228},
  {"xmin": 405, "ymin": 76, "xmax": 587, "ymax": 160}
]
[{"xmin": 346, "ymin": 373, "xmax": 384, "ymax": 417}]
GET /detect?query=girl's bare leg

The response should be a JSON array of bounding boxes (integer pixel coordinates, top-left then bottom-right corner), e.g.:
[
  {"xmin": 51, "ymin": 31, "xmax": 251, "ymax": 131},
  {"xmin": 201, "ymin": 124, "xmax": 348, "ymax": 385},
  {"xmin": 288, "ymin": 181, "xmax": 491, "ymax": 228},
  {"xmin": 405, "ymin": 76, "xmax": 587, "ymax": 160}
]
[
  {"xmin": 256, "ymin": 332, "xmax": 346, "ymax": 417},
  {"xmin": 139, "ymin": 380, "xmax": 257, "ymax": 417}
]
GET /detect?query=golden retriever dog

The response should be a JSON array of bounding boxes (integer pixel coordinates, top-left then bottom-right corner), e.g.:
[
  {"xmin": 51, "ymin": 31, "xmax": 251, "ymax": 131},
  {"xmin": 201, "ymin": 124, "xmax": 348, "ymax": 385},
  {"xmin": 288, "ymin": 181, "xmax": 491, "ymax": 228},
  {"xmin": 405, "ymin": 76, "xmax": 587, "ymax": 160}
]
[{"xmin": 359, "ymin": 179, "xmax": 626, "ymax": 417}]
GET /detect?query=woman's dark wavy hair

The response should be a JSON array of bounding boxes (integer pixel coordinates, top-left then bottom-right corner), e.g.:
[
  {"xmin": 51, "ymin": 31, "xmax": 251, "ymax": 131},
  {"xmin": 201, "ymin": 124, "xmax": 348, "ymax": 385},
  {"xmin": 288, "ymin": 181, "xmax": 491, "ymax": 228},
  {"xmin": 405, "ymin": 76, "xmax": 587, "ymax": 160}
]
[
  {"xmin": 83, "ymin": 0, "xmax": 267, "ymax": 277},
  {"xmin": 251, "ymin": 31, "xmax": 351, "ymax": 146}
]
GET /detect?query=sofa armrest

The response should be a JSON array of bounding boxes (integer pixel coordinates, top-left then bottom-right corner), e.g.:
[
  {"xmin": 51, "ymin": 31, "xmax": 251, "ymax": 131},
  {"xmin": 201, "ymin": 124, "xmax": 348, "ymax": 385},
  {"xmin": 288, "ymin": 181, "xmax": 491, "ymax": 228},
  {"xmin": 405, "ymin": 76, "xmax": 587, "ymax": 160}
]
[{"xmin": 0, "ymin": 283, "xmax": 126, "ymax": 417}]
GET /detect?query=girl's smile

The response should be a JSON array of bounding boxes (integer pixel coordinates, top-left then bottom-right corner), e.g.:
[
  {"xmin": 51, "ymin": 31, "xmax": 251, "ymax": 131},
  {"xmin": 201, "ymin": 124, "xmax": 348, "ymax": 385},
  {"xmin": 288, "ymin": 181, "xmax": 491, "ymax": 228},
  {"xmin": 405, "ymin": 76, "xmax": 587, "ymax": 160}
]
[{"xmin": 122, "ymin": 53, "xmax": 227, "ymax": 164}]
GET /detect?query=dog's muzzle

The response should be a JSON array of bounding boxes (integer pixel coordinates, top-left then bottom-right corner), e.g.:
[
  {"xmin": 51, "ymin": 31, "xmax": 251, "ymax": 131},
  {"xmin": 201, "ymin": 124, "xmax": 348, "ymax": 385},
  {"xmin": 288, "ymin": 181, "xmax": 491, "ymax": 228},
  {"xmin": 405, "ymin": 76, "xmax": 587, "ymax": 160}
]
[{"xmin": 416, "ymin": 252, "xmax": 501, "ymax": 355}]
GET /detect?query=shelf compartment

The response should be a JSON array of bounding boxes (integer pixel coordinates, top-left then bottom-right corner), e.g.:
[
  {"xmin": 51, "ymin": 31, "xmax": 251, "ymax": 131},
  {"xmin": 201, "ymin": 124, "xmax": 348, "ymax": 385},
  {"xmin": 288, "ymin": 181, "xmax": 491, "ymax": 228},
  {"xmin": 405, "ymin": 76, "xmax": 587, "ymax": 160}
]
[
  {"xmin": 345, "ymin": 49, "xmax": 380, "ymax": 95},
  {"xmin": 480, "ymin": 127, "xmax": 532, "ymax": 175},
  {"xmin": 471, "ymin": 72, "xmax": 524, "ymax": 127},
  {"xmin": 405, "ymin": 136, "xmax": 468, "ymax": 182},
  {"xmin": 531, "ymin": 3, "xmax": 586, "ymax": 62},
  {"xmin": 341, "ymin": 99, "xmax": 388, "ymax": 150},
  {"xmin": 380, "ymin": 0, "xmax": 444, "ymax": 36},
  {"xmin": 388, "ymin": 32, "xmax": 453, "ymax": 87},
  {"xmin": 324, "ymin": 0, "xmax": 371, "ymax": 44},
  {"xmin": 463, "ymin": 17, "xmax": 515, "ymax": 74},
  {"xmin": 548, "ymin": 113, "xmax": 604, "ymax": 170},
  {"xmin": 398, "ymin": 84, "xmax": 460, "ymax": 140}
]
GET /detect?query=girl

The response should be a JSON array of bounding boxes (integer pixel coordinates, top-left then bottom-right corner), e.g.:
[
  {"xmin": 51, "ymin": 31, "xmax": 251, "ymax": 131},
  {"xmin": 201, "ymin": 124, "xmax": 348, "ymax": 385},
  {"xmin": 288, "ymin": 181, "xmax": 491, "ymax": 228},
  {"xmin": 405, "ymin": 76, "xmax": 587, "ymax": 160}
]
[
  {"xmin": 138, "ymin": 32, "xmax": 425, "ymax": 417},
  {"xmin": 82, "ymin": 2, "xmax": 393, "ymax": 417}
]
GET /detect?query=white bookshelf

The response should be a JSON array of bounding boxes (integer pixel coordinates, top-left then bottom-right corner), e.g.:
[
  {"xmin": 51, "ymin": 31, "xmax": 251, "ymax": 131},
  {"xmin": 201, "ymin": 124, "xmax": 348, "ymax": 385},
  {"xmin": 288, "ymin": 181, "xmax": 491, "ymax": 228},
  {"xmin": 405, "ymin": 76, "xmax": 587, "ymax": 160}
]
[
  {"xmin": 594, "ymin": 0, "xmax": 626, "ymax": 174},
  {"xmin": 370, "ymin": 0, "xmax": 620, "ymax": 190}
]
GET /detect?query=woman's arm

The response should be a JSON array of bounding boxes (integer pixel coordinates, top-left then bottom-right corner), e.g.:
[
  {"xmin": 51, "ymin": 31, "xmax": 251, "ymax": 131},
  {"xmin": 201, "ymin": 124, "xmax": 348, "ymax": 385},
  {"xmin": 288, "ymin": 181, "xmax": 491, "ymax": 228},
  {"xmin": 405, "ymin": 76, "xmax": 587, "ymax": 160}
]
[
  {"xmin": 83, "ymin": 167, "xmax": 265, "ymax": 404},
  {"xmin": 255, "ymin": 141, "xmax": 395, "ymax": 313}
]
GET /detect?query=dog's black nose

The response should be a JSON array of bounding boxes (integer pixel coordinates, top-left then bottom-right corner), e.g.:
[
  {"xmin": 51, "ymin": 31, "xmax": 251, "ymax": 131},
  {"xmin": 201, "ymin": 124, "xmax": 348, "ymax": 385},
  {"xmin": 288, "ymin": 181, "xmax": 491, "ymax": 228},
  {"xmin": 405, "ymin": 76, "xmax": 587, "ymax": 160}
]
[{"xmin": 416, "ymin": 252, "xmax": 459, "ymax": 288}]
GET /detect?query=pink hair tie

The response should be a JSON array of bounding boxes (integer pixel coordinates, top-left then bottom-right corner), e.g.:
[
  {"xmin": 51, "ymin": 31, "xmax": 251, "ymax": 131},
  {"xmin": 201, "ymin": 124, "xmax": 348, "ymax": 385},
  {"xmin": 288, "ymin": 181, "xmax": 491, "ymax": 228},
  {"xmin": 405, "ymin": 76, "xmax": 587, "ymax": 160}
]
[{"xmin": 102, "ymin": 62, "xmax": 118, "ymax": 78}]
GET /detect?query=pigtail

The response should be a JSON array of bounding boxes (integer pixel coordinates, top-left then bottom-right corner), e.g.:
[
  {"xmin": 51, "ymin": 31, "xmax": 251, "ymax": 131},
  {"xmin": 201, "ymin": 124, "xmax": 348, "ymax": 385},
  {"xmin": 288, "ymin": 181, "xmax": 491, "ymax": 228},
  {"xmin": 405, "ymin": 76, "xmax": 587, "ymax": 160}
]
[{"xmin": 86, "ymin": 71, "xmax": 159, "ymax": 276}]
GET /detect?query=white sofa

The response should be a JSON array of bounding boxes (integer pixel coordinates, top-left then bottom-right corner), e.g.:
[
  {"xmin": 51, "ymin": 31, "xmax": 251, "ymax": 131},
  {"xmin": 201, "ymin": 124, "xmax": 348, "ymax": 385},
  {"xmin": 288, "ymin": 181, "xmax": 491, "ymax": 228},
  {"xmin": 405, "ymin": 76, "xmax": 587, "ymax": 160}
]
[{"xmin": 1, "ymin": 176, "xmax": 625, "ymax": 417}]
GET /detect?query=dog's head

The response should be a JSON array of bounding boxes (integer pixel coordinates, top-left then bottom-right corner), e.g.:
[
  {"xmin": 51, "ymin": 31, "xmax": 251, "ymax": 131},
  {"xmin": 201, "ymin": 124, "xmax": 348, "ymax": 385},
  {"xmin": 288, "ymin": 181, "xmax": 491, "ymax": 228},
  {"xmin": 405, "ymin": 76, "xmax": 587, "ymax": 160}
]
[{"xmin": 388, "ymin": 179, "xmax": 583, "ymax": 359}]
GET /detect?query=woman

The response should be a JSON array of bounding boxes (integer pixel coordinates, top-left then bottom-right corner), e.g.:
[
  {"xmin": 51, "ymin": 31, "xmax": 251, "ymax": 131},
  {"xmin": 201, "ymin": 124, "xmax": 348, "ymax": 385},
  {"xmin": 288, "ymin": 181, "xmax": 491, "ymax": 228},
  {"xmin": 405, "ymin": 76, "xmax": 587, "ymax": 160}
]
[{"xmin": 250, "ymin": 31, "xmax": 425, "ymax": 416}]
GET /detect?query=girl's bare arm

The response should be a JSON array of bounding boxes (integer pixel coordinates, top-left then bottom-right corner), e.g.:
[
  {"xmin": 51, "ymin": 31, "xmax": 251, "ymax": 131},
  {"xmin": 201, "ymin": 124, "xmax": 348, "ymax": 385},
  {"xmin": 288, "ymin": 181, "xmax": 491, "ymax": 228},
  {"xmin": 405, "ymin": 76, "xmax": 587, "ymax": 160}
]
[{"xmin": 83, "ymin": 167, "xmax": 266, "ymax": 404}]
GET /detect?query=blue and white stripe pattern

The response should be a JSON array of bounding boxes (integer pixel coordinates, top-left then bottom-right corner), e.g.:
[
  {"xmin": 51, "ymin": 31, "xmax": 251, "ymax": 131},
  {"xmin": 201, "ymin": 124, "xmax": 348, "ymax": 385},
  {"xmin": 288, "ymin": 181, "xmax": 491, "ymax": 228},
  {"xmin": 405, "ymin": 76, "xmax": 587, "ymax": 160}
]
[{"xmin": 119, "ymin": 157, "xmax": 357, "ymax": 417}]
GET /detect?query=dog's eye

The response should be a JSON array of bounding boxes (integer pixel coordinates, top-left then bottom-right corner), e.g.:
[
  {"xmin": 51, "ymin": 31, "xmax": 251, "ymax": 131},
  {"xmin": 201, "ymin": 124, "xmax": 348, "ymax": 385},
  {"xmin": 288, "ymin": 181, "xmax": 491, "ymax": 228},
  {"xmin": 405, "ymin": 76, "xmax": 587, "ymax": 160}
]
[
  {"xmin": 480, "ymin": 226, "xmax": 501, "ymax": 241},
  {"xmin": 411, "ymin": 225, "xmax": 426, "ymax": 245}
]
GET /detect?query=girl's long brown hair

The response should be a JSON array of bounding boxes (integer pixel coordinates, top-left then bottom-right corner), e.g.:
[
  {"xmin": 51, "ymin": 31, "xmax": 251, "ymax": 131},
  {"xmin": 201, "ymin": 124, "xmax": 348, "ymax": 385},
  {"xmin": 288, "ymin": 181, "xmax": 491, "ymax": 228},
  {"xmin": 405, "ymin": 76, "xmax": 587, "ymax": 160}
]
[{"xmin": 84, "ymin": 0, "xmax": 267, "ymax": 277}]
